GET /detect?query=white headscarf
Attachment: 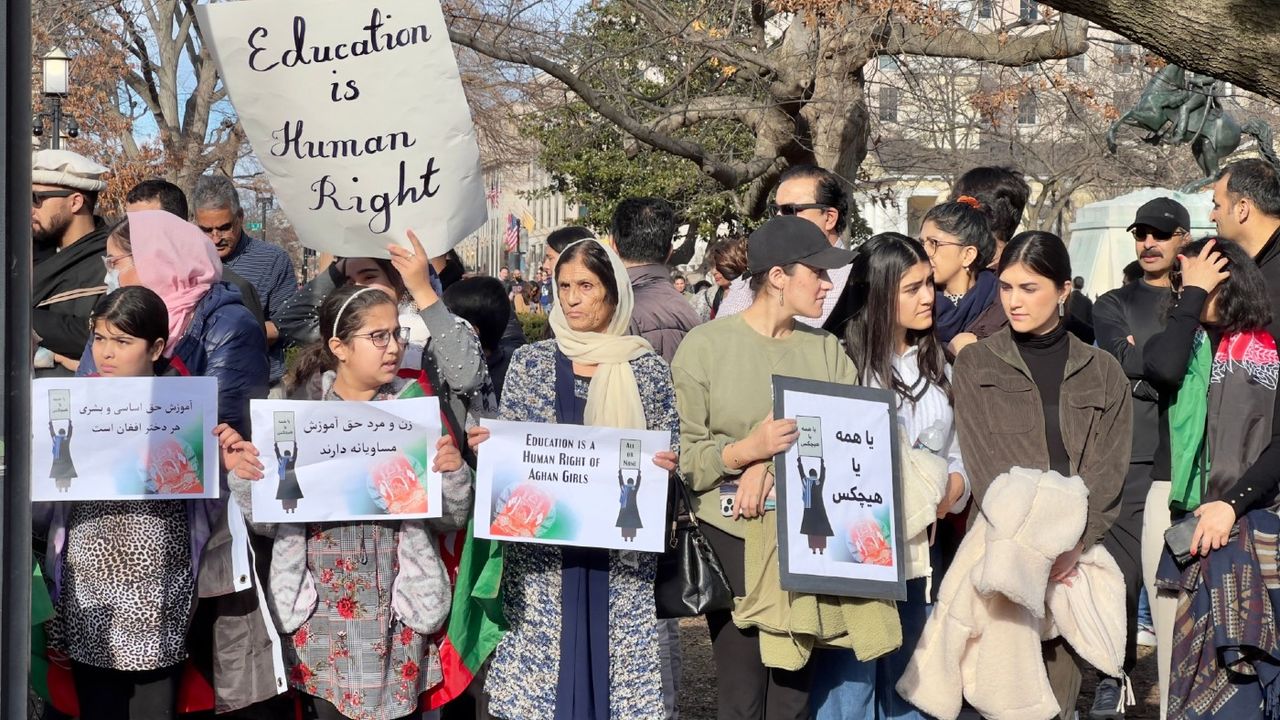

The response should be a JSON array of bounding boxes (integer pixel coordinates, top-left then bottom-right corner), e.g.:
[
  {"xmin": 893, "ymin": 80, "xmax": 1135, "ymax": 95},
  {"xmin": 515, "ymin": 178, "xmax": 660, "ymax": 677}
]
[{"xmin": 547, "ymin": 239, "xmax": 654, "ymax": 429}]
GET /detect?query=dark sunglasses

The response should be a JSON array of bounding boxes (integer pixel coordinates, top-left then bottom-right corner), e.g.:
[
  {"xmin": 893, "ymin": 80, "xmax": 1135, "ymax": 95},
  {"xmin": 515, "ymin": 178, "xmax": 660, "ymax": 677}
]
[
  {"xmin": 197, "ymin": 221, "xmax": 238, "ymax": 235},
  {"xmin": 32, "ymin": 189, "xmax": 77, "ymax": 206},
  {"xmin": 770, "ymin": 202, "xmax": 831, "ymax": 217},
  {"xmin": 1131, "ymin": 227, "xmax": 1185, "ymax": 242}
]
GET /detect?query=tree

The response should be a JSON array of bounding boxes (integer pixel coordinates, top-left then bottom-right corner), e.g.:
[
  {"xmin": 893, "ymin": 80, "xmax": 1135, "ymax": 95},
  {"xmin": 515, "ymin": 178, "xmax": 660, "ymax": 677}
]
[
  {"xmin": 448, "ymin": 0, "xmax": 1089, "ymax": 218},
  {"xmin": 32, "ymin": 0, "xmax": 244, "ymax": 213},
  {"xmin": 1040, "ymin": 0, "xmax": 1280, "ymax": 103}
]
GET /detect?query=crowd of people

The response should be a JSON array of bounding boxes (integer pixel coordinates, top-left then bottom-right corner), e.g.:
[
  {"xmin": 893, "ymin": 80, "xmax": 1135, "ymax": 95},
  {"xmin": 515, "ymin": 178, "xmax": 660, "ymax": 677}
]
[{"xmin": 25, "ymin": 144, "xmax": 1280, "ymax": 720}]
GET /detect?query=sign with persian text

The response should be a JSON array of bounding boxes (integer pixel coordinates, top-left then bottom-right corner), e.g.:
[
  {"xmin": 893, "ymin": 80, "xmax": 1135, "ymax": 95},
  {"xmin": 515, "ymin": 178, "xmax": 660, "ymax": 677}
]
[
  {"xmin": 249, "ymin": 398, "xmax": 442, "ymax": 522},
  {"xmin": 31, "ymin": 377, "xmax": 219, "ymax": 501},
  {"xmin": 773, "ymin": 376, "xmax": 906, "ymax": 601},
  {"xmin": 196, "ymin": 0, "xmax": 486, "ymax": 257}
]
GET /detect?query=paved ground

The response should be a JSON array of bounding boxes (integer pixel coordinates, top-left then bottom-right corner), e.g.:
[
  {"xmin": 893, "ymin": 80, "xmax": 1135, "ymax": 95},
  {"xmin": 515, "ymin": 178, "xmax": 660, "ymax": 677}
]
[{"xmin": 677, "ymin": 617, "xmax": 1161, "ymax": 719}]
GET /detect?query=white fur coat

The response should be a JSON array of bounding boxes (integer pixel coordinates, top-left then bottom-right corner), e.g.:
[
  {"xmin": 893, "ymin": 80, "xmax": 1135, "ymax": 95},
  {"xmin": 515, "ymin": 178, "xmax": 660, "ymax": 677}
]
[{"xmin": 896, "ymin": 467, "xmax": 1128, "ymax": 720}]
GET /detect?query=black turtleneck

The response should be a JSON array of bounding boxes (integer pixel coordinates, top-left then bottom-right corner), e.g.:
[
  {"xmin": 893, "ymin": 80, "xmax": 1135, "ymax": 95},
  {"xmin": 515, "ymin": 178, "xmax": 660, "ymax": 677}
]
[{"xmin": 1015, "ymin": 321, "xmax": 1072, "ymax": 475}]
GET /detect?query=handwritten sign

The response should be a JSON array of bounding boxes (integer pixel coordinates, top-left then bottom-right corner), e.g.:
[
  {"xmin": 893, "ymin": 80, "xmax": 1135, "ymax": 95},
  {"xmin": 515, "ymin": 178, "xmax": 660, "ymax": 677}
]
[
  {"xmin": 249, "ymin": 398, "xmax": 442, "ymax": 522},
  {"xmin": 797, "ymin": 415, "xmax": 823, "ymax": 458},
  {"xmin": 195, "ymin": 0, "xmax": 487, "ymax": 258},
  {"xmin": 474, "ymin": 419, "xmax": 671, "ymax": 553},
  {"xmin": 31, "ymin": 377, "xmax": 220, "ymax": 501},
  {"xmin": 772, "ymin": 376, "xmax": 906, "ymax": 601}
]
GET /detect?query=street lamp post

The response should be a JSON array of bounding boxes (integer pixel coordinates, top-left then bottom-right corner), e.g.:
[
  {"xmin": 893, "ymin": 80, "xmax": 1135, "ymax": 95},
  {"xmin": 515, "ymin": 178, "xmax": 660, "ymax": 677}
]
[{"xmin": 33, "ymin": 48, "xmax": 78, "ymax": 150}]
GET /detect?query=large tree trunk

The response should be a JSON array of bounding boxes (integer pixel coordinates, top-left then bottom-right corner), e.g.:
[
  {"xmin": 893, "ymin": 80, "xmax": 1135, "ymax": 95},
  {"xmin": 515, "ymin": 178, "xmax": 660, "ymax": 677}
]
[{"xmin": 1043, "ymin": 0, "xmax": 1280, "ymax": 102}]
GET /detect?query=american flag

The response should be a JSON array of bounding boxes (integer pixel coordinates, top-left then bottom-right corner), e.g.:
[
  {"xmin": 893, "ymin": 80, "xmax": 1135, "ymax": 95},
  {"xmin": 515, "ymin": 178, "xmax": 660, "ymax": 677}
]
[
  {"xmin": 486, "ymin": 180, "xmax": 501, "ymax": 208},
  {"xmin": 503, "ymin": 214, "xmax": 520, "ymax": 252}
]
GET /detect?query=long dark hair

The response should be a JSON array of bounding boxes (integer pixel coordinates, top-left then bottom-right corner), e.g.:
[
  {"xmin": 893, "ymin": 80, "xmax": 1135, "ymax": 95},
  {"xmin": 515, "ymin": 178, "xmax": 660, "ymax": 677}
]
[
  {"xmin": 555, "ymin": 239, "xmax": 619, "ymax": 308},
  {"xmin": 287, "ymin": 285, "xmax": 398, "ymax": 392},
  {"xmin": 1174, "ymin": 238, "xmax": 1272, "ymax": 334},
  {"xmin": 843, "ymin": 233, "xmax": 951, "ymax": 404},
  {"xmin": 89, "ymin": 287, "xmax": 170, "ymax": 370},
  {"xmin": 998, "ymin": 231, "xmax": 1072, "ymax": 286},
  {"xmin": 923, "ymin": 201, "xmax": 995, "ymax": 275}
]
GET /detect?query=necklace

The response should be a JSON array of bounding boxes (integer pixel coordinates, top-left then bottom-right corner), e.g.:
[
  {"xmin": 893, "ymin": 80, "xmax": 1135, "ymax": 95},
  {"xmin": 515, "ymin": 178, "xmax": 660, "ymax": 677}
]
[{"xmin": 944, "ymin": 290, "xmax": 965, "ymax": 304}]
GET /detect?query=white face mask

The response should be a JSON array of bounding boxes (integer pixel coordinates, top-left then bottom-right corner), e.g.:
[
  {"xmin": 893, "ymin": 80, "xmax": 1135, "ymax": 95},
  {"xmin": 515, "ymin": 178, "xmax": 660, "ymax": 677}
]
[{"xmin": 104, "ymin": 269, "xmax": 121, "ymax": 293}]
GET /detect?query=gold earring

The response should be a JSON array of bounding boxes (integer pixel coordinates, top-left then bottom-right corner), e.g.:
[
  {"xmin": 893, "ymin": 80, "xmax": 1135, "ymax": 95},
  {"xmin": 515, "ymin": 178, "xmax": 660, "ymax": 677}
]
[{"xmin": 778, "ymin": 290, "xmax": 784, "ymax": 307}]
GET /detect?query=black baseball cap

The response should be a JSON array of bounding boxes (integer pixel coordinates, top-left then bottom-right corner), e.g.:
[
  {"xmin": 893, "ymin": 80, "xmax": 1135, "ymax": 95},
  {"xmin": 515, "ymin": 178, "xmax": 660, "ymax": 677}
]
[
  {"xmin": 747, "ymin": 216, "xmax": 856, "ymax": 276},
  {"xmin": 1127, "ymin": 197, "xmax": 1191, "ymax": 235}
]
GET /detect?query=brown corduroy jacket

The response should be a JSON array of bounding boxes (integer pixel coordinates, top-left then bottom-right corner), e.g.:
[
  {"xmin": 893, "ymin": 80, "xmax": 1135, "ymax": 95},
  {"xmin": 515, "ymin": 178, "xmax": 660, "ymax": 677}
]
[{"xmin": 952, "ymin": 326, "xmax": 1133, "ymax": 549}]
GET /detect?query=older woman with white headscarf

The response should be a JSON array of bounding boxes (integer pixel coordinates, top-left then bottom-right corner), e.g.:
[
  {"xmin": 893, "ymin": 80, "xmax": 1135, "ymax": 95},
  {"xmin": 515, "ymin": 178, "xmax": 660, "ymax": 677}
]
[{"xmin": 468, "ymin": 238, "xmax": 679, "ymax": 720}]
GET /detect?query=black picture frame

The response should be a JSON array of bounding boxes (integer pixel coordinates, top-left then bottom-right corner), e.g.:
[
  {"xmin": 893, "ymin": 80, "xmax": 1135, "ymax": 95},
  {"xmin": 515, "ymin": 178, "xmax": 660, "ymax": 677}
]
[{"xmin": 772, "ymin": 374, "xmax": 907, "ymax": 601}]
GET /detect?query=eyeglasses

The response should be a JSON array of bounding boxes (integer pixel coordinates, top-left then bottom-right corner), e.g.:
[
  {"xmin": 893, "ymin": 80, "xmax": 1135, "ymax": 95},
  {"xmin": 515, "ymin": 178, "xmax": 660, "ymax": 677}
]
[
  {"xmin": 770, "ymin": 202, "xmax": 831, "ymax": 217},
  {"xmin": 350, "ymin": 327, "xmax": 411, "ymax": 348},
  {"xmin": 101, "ymin": 253, "xmax": 133, "ymax": 271},
  {"xmin": 1131, "ymin": 227, "xmax": 1187, "ymax": 242},
  {"xmin": 196, "ymin": 221, "xmax": 238, "ymax": 237},
  {"xmin": 33, "ymin": 190, "xmax": 77, "ymax": 207},
  {"xmin": 920, "ymin": 237, "xmax": 964, "ymax": 254}
]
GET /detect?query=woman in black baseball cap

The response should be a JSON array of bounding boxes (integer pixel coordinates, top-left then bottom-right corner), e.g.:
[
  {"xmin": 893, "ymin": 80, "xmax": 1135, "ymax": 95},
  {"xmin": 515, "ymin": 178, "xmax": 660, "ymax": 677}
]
[{"xmin": 673, "ymin": 216, "xmax": 891, "ymax": 719}]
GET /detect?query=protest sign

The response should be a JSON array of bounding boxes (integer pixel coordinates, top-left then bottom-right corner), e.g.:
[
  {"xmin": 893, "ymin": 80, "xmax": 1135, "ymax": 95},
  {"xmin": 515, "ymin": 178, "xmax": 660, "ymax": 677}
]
[
  {"xmin": 195, "ymin": 0, "xmax": 487, "ymax": 258},
  {"xmin": 249, "ymin": 398, "xmax": 442, "ymax": 522},
  {"xmin": 772, "ymin": 376, "xmax": 906, "ymax": 601},
  {"xmin": 474, "ymin": 419, "xmax": 671, "ymax": 553},
  {"xmin": 31, "ymin": 377, "xmax": 219, "ymax": 501}
]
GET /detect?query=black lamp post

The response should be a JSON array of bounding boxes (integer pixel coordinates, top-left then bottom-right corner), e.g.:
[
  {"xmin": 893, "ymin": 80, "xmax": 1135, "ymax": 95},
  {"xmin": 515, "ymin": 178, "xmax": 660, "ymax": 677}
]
[{"xmin": 32, "ymin": 48, "xmax": 78, "ymax": 150}]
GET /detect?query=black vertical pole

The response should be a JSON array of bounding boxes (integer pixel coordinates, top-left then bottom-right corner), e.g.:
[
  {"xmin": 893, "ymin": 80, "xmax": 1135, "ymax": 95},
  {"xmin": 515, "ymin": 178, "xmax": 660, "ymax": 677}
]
[
  {"xmin": 49, "ymin": 97, "xmax": 61, "ymax": 150},
  {"xmin": 1, "ymin": 0, "xmax": 34, "ymax": 711}
]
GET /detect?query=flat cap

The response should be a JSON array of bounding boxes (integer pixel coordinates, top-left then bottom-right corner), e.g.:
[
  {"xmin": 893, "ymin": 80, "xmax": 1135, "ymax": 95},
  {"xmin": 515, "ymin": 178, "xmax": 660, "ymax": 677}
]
[{"xmin": 32, "ymin": 149, "xmax": 108, "ymax": 192}]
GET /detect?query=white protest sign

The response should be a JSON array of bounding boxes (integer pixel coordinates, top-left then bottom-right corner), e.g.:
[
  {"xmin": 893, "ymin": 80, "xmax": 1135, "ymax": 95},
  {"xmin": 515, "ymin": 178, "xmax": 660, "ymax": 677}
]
[
  {"xmin": 773, "ymin": 377, "xmax": 907, "ymax": 601},
  {"xmin": 31, "ymin": 377, "xmax": 220, "ymax": 501},
  {"xmin": 475, "ymin": 419, "xmax": 671, "ymax": 553},
  {"xmin": 195, "ymin": 0, "xmax": 487, "ymax": 257},
  {"xmin": 249, "ymin": 397, "xmax": 442, "ymax": 522}
]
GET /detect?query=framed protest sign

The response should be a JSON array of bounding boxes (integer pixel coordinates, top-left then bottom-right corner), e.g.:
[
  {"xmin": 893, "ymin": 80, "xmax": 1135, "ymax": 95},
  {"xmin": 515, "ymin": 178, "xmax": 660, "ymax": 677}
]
[
  {"xmin": 249, "ymin": 397, "xmax": 442, "ymax": 522},
  {"xmin": 195, "ymin": 0, "xmax": 487, "ymax": 259},
  {"xmin": 31, "ymin": 377, "xmax": 220, "ymax": 501},
  {"xmin": 474, "ymin": 419, "xmax": 671, "ymax": 553},
  {"xmin": 772, "ymin": 375, "xmax": 906, "ymax": 601}
]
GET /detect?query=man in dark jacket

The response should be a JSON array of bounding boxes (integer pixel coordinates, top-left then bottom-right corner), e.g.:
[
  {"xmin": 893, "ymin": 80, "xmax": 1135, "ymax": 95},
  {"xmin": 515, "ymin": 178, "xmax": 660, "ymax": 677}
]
[
  {"xmin": 611, "ymin": 197, "xmax": 700, "ymax": 364},
  {"xmin": 1089, "ymin": 196, "xmax": 1190, "ymax": 717},
  {"xmin": 1212, "ymin": 158, "xmax": 1280, "ymax": 335},
  {"xmin": 32, "ymin": 149, "xmax": 113, "ymax": 377}
]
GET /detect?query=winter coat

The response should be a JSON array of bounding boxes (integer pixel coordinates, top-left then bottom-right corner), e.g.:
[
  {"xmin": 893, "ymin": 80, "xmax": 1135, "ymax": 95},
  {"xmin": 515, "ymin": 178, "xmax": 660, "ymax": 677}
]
[
  {"xmin": 33, "ymin": 219, "xmax": 110, "ymax": 375},
  {"xmin": 78, "ymin": 281, "xmax": 268, "ymax": 436},
  {"xmin": 626, "ymin": 263, "xmax": 700, "ymax": 363},
  {"xmin": 896, "ymin": 468, "xmax": 1128, "ymax": 720},
  {"xmin": 953, "ymin": 326, "xmax": 1132, "ymax": 549}
]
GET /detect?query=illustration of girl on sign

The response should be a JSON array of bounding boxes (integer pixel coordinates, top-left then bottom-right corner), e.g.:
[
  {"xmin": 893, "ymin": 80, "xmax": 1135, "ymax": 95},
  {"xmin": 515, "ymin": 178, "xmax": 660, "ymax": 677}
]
[
  {"xmin": 48, "ymin": 420, "xmax": 78, "ymax": 492},
  {"xmin": 798, "ymin": 456, "xmax": 833, "ymax": 553},
  {"xmin": 616, "ymin": 469, "xmax": 643, "ymax": 541},
  {"xmin": 275, "ymin": 441, "xmax": 302, "ymax": 513}
]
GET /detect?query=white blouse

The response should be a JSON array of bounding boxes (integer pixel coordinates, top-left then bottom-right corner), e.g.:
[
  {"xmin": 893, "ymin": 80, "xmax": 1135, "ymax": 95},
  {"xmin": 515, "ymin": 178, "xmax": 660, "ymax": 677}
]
[{"xmin": 866, "ymin": 345, "xmax": 970, "ymax": 514}]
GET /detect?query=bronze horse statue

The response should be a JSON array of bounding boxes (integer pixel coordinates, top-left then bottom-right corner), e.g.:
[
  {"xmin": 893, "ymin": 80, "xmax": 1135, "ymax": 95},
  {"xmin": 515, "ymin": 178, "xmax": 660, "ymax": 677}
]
[{"xmin": 1107, "ymin": 65, "xmax": 1278, "ymax": 188}]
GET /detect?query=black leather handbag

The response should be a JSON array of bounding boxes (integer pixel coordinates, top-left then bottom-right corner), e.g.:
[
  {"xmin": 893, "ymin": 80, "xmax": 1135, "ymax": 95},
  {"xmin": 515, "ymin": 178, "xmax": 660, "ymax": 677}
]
[{"xmin": 654, "ymin": 475, "xmax": 734, "ymax": 619}]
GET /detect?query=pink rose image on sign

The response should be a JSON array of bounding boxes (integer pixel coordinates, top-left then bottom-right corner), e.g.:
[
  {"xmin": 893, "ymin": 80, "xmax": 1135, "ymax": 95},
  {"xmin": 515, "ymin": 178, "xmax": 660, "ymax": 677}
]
[
  {"xmin": 370, "ymin": 453, "xmax": 428, "ymax": 514},
  {"xmin": 147, "ymin": 437, "xmax": 202, "ymax": 494},
  {"xmin": 846, "ymin": 517, "xmax": 893, "ymax": 567},
  {"xmin": 490, "ymin": 483, "xmax": 554, "ymax": 538}
]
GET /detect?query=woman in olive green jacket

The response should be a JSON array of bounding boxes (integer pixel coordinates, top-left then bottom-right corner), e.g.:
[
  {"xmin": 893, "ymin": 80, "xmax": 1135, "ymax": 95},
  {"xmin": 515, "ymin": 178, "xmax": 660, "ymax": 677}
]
[{"xmin": 952, "ymin": 231, "xmax": 1132, "ymax": 719}]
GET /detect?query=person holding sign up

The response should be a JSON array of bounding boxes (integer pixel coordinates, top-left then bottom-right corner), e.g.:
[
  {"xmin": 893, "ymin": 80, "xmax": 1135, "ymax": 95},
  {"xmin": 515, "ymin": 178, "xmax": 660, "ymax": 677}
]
[
  {"xmin": 467, "ymin": 238, "xmax": 679, "ymax": 720},
  {"xmin": 229, "ymin": 285, "xmax": 473, "ymax": 720},
  {"xmin": 37, "ymin": 286, "xmax": 256, "ymax": 719},
  {"xmin": 278, "ymin": 229, "xmax": 489, "ymax": 436},
  {"xmin": 809, "ymin": 233, "xmax": 970, "ymax": 720},
  {"xmin": 672, "ymin": 216, "xmax": 901, "ymax": 720},
  {"xmin": 946, "ymin": 232, "xmax": 1131, "ymax": 718}
]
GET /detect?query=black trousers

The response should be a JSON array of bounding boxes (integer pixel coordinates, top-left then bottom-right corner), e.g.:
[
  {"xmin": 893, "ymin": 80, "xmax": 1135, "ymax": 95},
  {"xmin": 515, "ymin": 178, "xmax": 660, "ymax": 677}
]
[
  {"xmin": 1101, "ymin": 461, "xmax": 1152, "ymax": 674},
  {"xmin": 72, "ymin": 661, "xmax": 182, "ymax": 720},
  {"xmin": 703, "ymin": 523, "xmax": 812, "ymax": 720}
]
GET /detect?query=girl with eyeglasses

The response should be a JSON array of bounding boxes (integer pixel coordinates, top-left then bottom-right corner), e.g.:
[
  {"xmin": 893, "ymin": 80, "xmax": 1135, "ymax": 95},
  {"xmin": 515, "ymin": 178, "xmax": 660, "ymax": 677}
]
[
  {"xmin": 920, "ymin": 199, "xmax": 1001, "ymax": 356},
  {"xmin": 230, "ymin": 285, "xmax": 472, "ymax": 720}
]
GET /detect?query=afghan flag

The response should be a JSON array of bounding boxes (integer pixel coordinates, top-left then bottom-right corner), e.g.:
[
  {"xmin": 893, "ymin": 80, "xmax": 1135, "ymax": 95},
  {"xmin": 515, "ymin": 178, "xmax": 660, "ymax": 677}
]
[{"xmin": 424, "ymin": 522, "xmax": 506, "ymax": 708}]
